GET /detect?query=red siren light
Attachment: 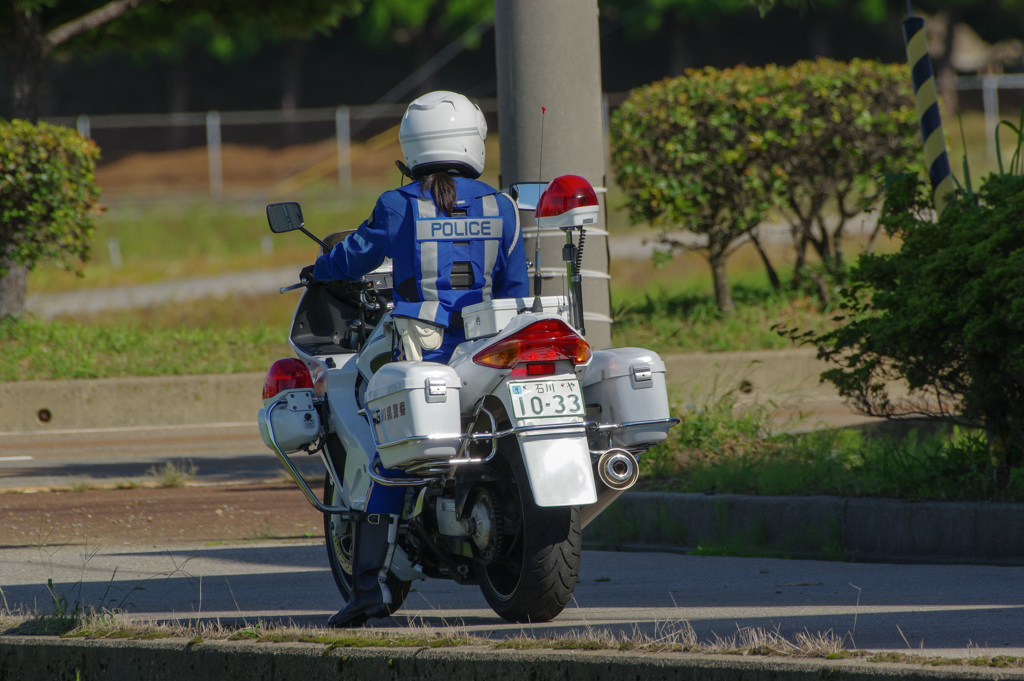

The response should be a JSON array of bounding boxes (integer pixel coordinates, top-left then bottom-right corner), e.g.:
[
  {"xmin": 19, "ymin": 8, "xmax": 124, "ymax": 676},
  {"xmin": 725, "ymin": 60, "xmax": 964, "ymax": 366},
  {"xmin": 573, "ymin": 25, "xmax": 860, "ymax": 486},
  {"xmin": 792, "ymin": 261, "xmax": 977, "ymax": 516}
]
[
  {"xmin": 536, "ymin": 175, "xmax": 598, "ymax": 218},
  {"xmin": 263, "ymin": 358, "xmax": 313, "ymax": 400}
]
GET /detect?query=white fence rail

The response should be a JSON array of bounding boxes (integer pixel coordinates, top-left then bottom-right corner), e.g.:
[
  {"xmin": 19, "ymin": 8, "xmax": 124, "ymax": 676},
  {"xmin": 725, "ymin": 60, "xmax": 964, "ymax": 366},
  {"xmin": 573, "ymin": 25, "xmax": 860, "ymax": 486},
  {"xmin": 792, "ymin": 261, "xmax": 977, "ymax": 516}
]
[
  {"xmin": 42, "ymin": 77, "xmax": 1022, "ymax": 198},
  {"xmin": 956, "ymin": 74, "xmax": 1024, "ymax": 164},
  {"xmin": 44, "ymin": 102, "xmax": 484, "ymax": 198}
]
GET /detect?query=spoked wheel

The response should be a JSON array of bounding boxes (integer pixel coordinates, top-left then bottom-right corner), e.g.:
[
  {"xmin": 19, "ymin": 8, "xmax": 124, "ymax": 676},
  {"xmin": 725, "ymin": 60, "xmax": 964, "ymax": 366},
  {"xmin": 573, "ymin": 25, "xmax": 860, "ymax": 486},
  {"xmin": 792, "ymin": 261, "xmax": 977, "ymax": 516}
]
[
  {"xmin": 475, "ymin": 440, "xmax": 582, "ymax": 623},
  {"xmin": 322, "ymin": 475, "xmax": 410, "ymax": 614}
]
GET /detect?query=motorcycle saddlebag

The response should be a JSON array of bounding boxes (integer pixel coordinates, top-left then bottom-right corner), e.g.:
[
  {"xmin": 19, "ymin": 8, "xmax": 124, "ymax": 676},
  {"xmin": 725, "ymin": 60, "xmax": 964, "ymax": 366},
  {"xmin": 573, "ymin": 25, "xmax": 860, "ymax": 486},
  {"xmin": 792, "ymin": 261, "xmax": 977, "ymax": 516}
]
[
  {"xmin": 581, "ymin": 347, "xmax": 671, "ymax": 447},
  {"xmin": 461, "ymin": 296, "xmax": 569, "ymax": 339},
  {"xmin": 365, "ymin": 361, "xmax": 462, "ymax": 469}
]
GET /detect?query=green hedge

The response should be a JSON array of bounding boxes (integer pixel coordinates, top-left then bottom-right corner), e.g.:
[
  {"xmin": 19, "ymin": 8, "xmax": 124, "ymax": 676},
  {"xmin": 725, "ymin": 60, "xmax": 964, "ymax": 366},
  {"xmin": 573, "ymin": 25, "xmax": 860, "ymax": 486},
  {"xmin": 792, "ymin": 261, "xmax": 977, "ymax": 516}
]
[
  {"xmin": 611, "ymin": 59, "xmax": 920, "ymax": 308},
  {"xmin": 0, "ymin": 119, "xmax": 101, "ymax": 279}
]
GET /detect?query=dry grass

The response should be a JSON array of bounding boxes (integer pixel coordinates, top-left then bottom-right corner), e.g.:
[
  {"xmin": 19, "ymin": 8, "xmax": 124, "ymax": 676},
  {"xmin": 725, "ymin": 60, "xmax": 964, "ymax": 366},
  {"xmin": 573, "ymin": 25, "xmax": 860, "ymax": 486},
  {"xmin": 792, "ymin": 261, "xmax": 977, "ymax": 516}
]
[
  {"xmin": 147, "ymin": 460, "xmax": 197, "ymax": 488},
  {"xmin": 2, "ymin": 605, "xmax": 1020, "ymax": 668}
]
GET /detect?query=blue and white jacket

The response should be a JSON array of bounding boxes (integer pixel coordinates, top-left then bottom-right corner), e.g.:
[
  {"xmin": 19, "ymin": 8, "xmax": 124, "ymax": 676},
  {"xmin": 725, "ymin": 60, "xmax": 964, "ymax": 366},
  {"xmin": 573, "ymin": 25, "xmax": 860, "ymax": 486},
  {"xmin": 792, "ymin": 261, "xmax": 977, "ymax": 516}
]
[{"xmin": 313, "ymin": 177, "xmax": 529, "ymax": 330}]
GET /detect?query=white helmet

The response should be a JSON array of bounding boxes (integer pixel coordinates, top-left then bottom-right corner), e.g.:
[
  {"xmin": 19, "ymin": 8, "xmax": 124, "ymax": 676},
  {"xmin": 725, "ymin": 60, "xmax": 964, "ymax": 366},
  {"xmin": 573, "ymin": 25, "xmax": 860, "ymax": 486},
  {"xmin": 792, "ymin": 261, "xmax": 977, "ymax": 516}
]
[{"xmin": 399, "ymin": 91, "xmax": 487, "ymax": 179}]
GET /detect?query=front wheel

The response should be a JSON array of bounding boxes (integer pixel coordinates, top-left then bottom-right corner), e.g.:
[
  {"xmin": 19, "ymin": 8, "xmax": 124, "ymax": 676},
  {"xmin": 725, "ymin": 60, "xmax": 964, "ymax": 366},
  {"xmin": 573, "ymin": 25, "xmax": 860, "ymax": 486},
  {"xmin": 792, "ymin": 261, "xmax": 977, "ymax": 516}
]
[
  {"xmin": 323, "ymin": 475, "xmax": 410, "ymax": 614},
  {"xmin": 475, "ymin": 443, "xmax": 582, "ymax": 623}
]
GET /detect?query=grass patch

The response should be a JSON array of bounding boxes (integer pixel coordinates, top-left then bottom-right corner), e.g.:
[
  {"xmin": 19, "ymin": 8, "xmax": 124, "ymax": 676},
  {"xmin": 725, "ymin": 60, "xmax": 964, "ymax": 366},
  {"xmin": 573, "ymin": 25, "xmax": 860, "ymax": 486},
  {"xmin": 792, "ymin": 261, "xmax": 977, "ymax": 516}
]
[
  {"xmin": 610, "ymin": 280, "xmax": 838, "ymax": 353},
  {"xmin": 0, "ymin": 315, "xmax": 289, "ymax": 381},
  {"xmin": 27, "ymin": 196, "xmax": 382, "ymax": 294},
  {"xmin": 641, "ymin": 391, "xmax": 1021, "ymax": 502},
  {"xmin": 867, "ymin": 652, "xmax": 1024, "ymax": 668},
  {"xmin": 8, "ymin": 259, "xmax": 840, "ymax": 381},
  {"xmin": 147, "ymin": 460, "xmax": 197, "ymax": 488},
  {"xmin": 0, "ymin": 612, "xmax": 850, "ymax": 660},
  {"xmin": 4, "ymin": 280, "xmax": 832, "ymax": 382}
]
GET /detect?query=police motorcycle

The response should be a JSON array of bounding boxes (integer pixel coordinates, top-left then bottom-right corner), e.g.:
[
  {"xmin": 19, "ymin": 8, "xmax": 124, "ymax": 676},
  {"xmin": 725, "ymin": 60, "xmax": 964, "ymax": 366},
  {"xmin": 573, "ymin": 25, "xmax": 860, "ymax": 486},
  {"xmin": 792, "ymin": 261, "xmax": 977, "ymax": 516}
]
[{"xmin": 258, "ymin": 174, "xmax": 677, "ymax": 623}]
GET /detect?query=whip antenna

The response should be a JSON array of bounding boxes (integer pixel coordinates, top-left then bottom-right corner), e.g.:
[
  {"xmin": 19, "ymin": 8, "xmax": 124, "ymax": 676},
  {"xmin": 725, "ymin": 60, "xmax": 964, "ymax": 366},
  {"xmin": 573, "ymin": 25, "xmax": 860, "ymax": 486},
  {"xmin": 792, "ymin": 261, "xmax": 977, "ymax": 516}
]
[
  {"xmin": 532, "ymin": 105, "xmax": 547, "ymax": 300},
  {"xmin": 538, "ymin": 106, "xmax": 546, "ymax": 183}
]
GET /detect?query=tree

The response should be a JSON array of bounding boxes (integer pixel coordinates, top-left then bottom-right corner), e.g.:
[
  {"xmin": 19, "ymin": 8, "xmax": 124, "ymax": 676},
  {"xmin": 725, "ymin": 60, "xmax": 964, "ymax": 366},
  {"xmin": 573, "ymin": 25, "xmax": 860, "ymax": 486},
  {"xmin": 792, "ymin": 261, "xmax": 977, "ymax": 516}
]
[
  {"xmin": 753, "ymin": 0, "xmax": 1024, "ymax": 114},
  {"xmin": 0, "ymin": 0, "xmax": 359, "ymax": 315},
  {"xmin": 601, "ymin": 0, "xmax": 904, "ymax": 76},
  {"xmin": 761, "ymin": 60, "xmax": 920, "ymax": 300},
  {"xmin": 600, "ymin": 0, "xmax": 754, "ymax": 75},
  {"xmin": 611, "ymin": 66, "xmax": 781, "ymax": 312},
  {"xmin": 0, "ymin": 119, "xmax": 100, "ymax": 317},
  {"xmin": 611, "ymin": 60, "xmax": 918, "ymax": 312},
  {"xmin": 353, "ymin": 0, "xmax": 493, "ymax": 96}
]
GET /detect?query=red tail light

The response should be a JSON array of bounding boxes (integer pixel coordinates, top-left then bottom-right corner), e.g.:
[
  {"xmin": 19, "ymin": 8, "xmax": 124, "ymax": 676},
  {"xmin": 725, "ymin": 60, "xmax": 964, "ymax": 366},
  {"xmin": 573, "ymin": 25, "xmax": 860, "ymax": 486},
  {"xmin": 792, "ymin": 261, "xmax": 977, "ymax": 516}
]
[
  {"xmin": 263, "ymin": 358, "xmax": 313, "ymax": 399},
  {"xmin": 473, "ymin": 319, "xmax": 591, "ymax": 369}
]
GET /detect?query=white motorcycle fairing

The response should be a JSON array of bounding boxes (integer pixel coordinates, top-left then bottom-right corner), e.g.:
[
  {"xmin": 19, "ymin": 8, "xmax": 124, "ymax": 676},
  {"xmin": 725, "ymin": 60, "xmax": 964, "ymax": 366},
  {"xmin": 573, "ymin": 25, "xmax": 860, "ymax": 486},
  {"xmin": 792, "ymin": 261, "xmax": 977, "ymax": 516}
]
[{"xmin": 322, "ymin": 354, "xmax": 375, "ymax": 511}]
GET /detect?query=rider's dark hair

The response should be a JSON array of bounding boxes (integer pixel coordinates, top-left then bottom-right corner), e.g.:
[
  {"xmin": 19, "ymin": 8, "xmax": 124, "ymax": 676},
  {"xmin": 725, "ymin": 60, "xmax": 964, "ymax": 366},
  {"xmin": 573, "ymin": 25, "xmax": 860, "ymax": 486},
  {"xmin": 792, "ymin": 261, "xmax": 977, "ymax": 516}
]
[{"xmin": 420, "ymin": 171, "xmax": 458, "ymax": 217}]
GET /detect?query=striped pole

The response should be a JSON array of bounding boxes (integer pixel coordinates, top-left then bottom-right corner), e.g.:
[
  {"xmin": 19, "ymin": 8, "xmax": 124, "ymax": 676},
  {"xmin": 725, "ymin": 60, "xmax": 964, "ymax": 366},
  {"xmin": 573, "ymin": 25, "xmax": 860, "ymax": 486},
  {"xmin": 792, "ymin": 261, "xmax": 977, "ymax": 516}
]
[{"xmin": 903, "ymin": 11, "xmax": 955, "ymax": 214}]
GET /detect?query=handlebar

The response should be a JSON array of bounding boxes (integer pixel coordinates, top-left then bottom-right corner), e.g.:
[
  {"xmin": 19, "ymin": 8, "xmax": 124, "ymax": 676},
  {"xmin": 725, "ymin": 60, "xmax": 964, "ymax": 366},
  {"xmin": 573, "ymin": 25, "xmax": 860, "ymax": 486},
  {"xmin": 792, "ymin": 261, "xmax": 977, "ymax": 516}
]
[{"xmin": 278, "ymin": 276, "xmax": 391, "ymax": 311}]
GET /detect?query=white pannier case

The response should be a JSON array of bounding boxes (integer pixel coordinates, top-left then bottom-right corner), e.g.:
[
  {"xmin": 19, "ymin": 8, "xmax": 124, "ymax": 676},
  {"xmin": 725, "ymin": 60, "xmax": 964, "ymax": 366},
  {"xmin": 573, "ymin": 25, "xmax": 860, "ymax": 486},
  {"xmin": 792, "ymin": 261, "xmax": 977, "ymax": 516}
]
[
  {"xmin": 461, "ymin": 296, "xmax": 569, "ymax": 339},
  {"xmin": 581, "ymin": 348, "xmax": 672, "ymax": 448},
  {"xmin": 365, "ymin": 361, "xmax": 462, "ymax": 469}
]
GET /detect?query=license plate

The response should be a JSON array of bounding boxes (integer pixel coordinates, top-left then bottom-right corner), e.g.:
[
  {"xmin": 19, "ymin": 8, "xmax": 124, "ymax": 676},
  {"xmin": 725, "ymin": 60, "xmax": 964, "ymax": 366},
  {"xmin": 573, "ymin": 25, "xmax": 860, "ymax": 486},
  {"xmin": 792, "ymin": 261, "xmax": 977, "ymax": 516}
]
[{"xmin": 508, "ymin": 379, "xmax": 585, "ymax": 419}]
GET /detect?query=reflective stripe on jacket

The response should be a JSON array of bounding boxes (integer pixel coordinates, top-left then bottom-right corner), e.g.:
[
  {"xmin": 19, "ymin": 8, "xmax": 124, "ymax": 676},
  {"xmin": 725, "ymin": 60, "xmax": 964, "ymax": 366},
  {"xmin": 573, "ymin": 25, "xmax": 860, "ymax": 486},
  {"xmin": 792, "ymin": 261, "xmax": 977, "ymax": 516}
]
[{"xmin": 313, "ymin": 177, "xmax": 528, "ymax": 328}]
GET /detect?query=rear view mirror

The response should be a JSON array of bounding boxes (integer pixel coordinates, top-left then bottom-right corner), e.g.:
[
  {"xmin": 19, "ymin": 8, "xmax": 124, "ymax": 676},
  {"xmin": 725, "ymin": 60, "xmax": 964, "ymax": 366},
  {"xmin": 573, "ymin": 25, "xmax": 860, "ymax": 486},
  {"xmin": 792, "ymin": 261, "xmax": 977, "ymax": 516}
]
[
  {"xmin": 266, "ymin": 201, "xmax": 330, "ymax": 252},
  {"xmin": 509, "ymin": 182, "xmax": 546, "ymax": 211},
  {"xmin": 267, "ymin": 202, "xmax": 304, "ymax": 233}
]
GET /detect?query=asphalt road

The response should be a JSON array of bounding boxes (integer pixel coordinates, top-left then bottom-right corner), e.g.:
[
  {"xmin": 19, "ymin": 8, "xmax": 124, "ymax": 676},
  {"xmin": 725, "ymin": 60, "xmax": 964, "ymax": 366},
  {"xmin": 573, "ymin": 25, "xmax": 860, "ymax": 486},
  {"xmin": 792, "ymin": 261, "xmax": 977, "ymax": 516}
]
[
  {"xmin": 2, "ymin": 540, "xmax": 1023, "ymax": 658},
  {"xmin": 0, "ymin": 423, "xmax": 324, "ymax": 491},
  {"xmin": 3, "ymin": 401, "xmax": 1023, "ymax": 662},
  {"xmin": 4, "ymin": 405, "xmax": 1023, "ymax": 660}
]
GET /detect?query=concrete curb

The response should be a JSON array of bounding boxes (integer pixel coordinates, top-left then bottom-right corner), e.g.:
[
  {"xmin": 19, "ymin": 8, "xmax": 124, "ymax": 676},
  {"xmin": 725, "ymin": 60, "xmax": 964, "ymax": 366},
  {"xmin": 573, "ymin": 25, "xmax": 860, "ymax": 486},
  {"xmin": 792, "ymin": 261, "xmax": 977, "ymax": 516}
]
[
  {"xmin": 1, "ymin": 636, "xmax": 1020, "ymax": 681},
  {"xmin": 0, "ymin": 373, "xmax": 264, "ymax": 433},
  {"xmin": 0, "ymin": 349, "xmax": 847, "ymax": 434},
  {"xmin": 589, "ymin": 493, "xmax": 1024, "ymax": 565}
]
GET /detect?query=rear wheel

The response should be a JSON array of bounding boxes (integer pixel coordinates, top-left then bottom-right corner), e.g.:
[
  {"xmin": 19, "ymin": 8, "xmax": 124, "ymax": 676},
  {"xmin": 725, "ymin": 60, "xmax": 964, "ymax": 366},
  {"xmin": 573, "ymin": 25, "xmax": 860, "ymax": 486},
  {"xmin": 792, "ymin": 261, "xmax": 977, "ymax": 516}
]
[
  {"xmin": 323, "ymin": 475, "xmax": 410, "ymax": 614},
  {"xmin": 475, "ymin": 441, "xmax": 582, "ymax": 622}
]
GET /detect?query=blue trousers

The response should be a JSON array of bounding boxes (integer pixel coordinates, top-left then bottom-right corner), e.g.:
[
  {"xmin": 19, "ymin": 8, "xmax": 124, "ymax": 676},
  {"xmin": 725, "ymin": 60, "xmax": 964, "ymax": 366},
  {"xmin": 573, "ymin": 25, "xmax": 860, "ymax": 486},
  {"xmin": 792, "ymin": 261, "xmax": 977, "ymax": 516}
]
[{"xmin": 364, "ymin": 456, "xmax": 410, "ymax": 514}]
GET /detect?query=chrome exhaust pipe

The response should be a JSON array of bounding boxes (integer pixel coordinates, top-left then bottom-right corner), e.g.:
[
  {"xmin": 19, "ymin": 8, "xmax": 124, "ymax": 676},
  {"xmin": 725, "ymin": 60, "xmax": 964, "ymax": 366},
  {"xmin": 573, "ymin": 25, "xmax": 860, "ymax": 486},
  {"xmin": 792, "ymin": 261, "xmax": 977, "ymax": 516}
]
[
  {"xmin": 581, "ymin": 448, "xmax": 641, "ymax": 529},
  {"xmin": 597, "ymin": 448, "xmax": 639, "ymax": 490}
]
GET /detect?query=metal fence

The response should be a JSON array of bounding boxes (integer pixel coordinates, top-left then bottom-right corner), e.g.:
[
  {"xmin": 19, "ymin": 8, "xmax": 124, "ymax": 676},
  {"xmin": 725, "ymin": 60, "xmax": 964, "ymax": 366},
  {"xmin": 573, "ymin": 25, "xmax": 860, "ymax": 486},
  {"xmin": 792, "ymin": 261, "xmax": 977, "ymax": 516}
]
[
  {"xmin": 44, "ymin": 101, "xmax": 498, "ymax": 200},
  {"xmin": 956, "ymin": 73, "xmax": 1024, "ymax": 164},
  {"xmin": 42, "ymin": 76, "xmax": 1023, "ymax": 199}
]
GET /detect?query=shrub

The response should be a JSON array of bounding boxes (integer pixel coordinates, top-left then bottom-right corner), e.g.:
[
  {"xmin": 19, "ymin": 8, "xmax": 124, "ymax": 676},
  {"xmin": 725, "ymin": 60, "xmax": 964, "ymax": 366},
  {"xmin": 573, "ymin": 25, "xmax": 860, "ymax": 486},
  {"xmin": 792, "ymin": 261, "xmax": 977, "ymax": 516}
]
[
  {"xmin": 610, "ymin": 59, "xmax": 919, "ymax": 310},
  {"xmin": 763, "ymin": 60, "xmax": 920, "ymax": 292},
  {"xmin": 797, "ymin": 171, "xmax": 1024, "ymax": 487},
  {"xmin": 612, "ymin": 64, "xmax": 781, "ymax": 311},
  {"xmin": 0, "ymin": 119, "xmax": 101, "ymax": 316}
]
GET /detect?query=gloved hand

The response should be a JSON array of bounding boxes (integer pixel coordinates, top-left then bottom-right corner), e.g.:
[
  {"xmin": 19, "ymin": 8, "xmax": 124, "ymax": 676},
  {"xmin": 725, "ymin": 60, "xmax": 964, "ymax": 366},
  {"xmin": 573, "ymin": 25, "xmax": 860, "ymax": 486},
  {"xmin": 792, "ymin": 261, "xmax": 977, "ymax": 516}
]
[{"xmin": 299, "ymin": 264, "xmax": 317, "ymax": 285}]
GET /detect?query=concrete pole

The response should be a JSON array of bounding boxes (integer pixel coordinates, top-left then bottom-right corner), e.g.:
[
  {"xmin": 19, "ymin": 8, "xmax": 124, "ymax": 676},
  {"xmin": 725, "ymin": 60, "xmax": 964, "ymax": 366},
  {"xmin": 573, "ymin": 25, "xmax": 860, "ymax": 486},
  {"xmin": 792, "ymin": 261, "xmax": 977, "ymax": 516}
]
[{"xmin": 495, "ymin": 0, "xmax": 612, "ymax": 349}]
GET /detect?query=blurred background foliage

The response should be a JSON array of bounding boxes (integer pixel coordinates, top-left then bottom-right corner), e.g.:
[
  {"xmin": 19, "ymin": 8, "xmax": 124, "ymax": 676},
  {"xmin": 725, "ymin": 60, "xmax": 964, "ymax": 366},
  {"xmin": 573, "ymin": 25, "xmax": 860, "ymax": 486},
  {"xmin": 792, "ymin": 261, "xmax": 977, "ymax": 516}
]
[{"xmin": 2, "ymin": 0, "xmax": 1021, "ymax": 118}]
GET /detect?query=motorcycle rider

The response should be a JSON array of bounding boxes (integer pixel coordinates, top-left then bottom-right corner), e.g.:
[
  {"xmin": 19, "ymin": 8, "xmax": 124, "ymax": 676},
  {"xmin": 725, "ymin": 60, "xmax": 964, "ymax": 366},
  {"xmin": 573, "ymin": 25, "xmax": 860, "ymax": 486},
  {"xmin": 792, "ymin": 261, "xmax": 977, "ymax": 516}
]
[{"xmin": 303, "ymin": 90, "xmax": 529, "ymax": 627}]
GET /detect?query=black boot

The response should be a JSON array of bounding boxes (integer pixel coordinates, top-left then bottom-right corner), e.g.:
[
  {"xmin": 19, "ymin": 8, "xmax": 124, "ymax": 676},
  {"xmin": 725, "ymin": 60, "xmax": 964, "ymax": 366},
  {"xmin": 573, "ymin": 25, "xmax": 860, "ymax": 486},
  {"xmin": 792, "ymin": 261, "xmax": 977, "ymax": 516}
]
[{"xmin": 327, "ymin": 513, "xmax": 398, "ymax": 628}]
